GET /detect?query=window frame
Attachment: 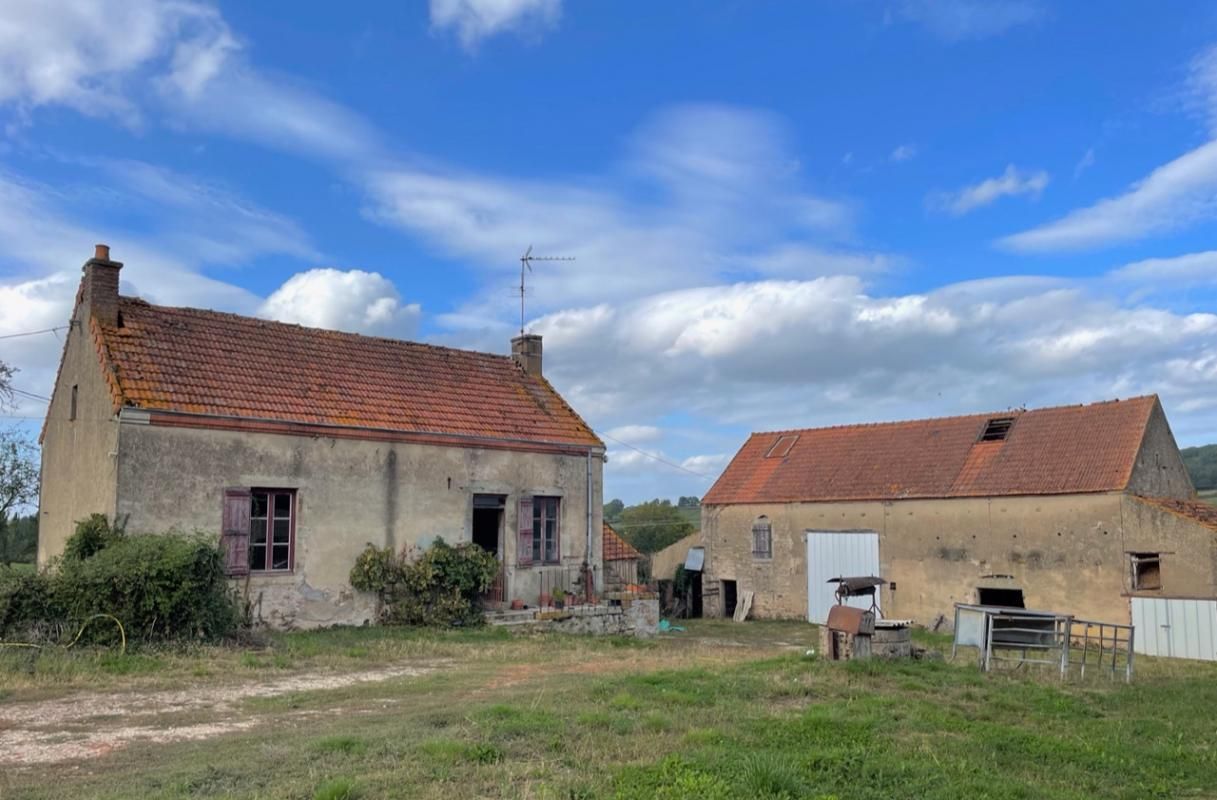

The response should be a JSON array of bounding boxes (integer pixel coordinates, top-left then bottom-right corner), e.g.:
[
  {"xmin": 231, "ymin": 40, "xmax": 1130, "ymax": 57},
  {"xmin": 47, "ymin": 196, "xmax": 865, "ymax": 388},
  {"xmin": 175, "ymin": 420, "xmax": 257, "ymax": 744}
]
[
  {"xmin": 249, "ymin": 488, "xmax": 297, "ymax": 574},
  {"xmin": 529, "ymin": 495, "xmax": 561, "ymax": 566},
  {"xmin": 1129, "ymin": 552, "xmax": 1162, "ymax": 592},
  {"xmin": 751, "ymin": 516, "xmax": 773, "ymax": 560}
]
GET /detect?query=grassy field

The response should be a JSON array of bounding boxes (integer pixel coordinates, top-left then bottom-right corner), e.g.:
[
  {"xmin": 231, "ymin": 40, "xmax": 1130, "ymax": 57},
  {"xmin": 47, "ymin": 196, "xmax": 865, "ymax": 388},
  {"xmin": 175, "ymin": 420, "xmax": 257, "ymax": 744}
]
[
  {"xmin": 3, "ymin": 619, "xmax": 1217, "ymax": 799},
  {"xmin": 1199, "ymin": 489, "xmax": 1217, "ymax": 506}
]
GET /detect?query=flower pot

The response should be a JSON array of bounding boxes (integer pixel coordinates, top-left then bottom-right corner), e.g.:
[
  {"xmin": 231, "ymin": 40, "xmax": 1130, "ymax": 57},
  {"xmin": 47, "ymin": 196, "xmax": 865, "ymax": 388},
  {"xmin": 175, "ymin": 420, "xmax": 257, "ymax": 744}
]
[
  {"xmin": 538, "ymin": 592, "xmax": 552, "ymax": 607},
  {"xmin": 554, "ymin": 599, "xmax": 565, "ymax": 610},
  {"xmin": 510, "ymin": 598, "xmax": 525, "ymax": 610}
]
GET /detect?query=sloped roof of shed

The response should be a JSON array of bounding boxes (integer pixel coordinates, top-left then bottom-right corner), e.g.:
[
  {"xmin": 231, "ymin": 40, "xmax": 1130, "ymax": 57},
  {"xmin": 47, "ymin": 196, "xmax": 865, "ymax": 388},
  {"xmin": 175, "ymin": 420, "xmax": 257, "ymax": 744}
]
[
  {"xmin": 703, "ymin": 396, "xmax": 1159, "ymax": 505},
  {"xmin": 603, "ymin": 522, "xmax": 642, "ymax": 561},
  {"xmin": 92, "ymin": 297, "xmax": 601, "ymax": 447}
]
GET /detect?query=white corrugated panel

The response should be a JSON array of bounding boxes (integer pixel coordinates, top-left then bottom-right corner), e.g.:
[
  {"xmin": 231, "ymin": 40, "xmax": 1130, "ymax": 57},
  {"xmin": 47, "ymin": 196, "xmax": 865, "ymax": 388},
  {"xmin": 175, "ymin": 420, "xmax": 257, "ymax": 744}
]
[
  {"xmin": 1131, "ymin": 597, "xmax": 1217, "ymax": 661},
  {"xmin": 805, "ymin": 531, "xmax": 880, "ymax": 624}
]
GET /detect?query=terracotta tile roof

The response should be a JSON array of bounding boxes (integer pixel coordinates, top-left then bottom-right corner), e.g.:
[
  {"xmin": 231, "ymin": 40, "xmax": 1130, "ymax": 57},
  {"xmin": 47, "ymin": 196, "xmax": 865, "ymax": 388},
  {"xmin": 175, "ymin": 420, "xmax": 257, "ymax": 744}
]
[
  {"xmin": 703, "ymin": 396, "xmax": 1160, "ymax": 505},
  {"xmin": 1134, "ymin": 497, "xmax": 1217, "ymax": 531},
  {"xmin": 603, "ymin": 522, "xmax": 642, "ymax": 561},
  {"xmin": 95, "ymin": 297, "xmax": 601, "ymax": 448}
]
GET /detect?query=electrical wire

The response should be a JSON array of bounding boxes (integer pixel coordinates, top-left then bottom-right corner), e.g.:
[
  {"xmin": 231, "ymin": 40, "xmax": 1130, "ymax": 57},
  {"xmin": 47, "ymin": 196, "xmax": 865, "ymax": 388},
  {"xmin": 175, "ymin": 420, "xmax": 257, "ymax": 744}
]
[
  {"xmin": 597, "ymin": 431, "xmax": 713, "ymax": 479},
  {"xmin": 0, "ymin": 326, "xmax": 69, "ymax": 340}
]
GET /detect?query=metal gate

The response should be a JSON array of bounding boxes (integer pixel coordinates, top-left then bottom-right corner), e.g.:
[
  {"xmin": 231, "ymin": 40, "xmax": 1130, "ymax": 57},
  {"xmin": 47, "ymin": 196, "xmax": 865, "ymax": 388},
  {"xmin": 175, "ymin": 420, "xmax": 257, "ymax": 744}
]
[
  {"xmin": 805, "ymin": 531, "xmax": 880, "ymax": 624},
  {"xmin": 1130, "ymin": 597, "xmax": 1217, "ymax": 661}
]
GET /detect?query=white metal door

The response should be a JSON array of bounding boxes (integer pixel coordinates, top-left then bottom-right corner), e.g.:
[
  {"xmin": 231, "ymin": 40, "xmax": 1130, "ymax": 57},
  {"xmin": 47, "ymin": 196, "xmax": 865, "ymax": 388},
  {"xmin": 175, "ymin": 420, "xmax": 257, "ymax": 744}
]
[
  {"xmin": 1130, "ymin": 597, "xmax": 1217, "ymax": 661},
  {"xmin": 805, "ymin": 531, "xmax": 880, "ymax": 624}
]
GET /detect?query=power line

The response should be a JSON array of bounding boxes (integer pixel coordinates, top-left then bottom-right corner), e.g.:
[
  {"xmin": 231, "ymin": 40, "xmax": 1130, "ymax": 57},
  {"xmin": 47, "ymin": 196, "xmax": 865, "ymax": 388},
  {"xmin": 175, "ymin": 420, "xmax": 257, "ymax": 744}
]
[
  {"xmin": 0, "ymin": 325, "xmax": 69, "ymax": 340},
  {"xmin": 598, "ymin": 431, "xmax": 713, "ymax": 479},
  {"xmin": 10, "ymin": 387, "xmax": 50, "ymax": 402}
]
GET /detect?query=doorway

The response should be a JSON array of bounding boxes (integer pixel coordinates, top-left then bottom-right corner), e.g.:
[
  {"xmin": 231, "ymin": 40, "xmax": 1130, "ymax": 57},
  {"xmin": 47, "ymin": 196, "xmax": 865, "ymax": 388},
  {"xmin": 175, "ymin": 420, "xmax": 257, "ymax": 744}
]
[
  {"xmin": 472, "ymin": 494, "xmax": 505, "ymax": 555},
  {"xmin": 723, "ymin": 579, "xmax": 738, "ymax": 618},
  {"xmin": 977, "ymin": 587, "xmax": 1025, "ymax": 608}
]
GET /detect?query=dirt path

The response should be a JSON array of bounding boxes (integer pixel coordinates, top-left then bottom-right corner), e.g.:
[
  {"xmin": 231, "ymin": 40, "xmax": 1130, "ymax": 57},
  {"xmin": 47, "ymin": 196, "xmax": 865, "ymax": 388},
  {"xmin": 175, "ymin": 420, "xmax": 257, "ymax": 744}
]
[{"xmin": 0, "ymin": 662, "xmax": 441, "ymax": 767}]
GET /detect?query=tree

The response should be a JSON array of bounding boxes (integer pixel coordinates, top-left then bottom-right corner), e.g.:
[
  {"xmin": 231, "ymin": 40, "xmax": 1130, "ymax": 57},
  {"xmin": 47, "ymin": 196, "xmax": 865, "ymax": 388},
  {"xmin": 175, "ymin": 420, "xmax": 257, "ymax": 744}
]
[
  {"xmin": 618, "ymin": 499, "xmax": 695, "ymax": 554},
  {"xmin": 0, "ymin": 360, "xmax": 12, "ymax": 407},
  {"xmin": 603, "ymin": 498, "xmax": 625, "ymax": 524},
  {"xmin": 677, "ymin": 496, "xmax": 701, "ymax": 509},
  {"xmin": 0, "ymin": 513, "xmax": 37, "ymax": 565},
  {"xmin": 0, "ymin": 428, "xmax": 39, "ymax": 564},
  {"xmin": 1182, "ymin": 444, "xmax": 1217, "ymax": 492}
]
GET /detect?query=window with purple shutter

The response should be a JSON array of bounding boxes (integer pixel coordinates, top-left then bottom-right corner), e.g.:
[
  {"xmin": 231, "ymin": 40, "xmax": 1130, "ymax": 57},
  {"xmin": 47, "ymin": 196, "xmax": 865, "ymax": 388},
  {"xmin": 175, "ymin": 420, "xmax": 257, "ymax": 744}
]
[{"xmin": 221, "ymin": 488, "xmax": 251, "ymax": 576}]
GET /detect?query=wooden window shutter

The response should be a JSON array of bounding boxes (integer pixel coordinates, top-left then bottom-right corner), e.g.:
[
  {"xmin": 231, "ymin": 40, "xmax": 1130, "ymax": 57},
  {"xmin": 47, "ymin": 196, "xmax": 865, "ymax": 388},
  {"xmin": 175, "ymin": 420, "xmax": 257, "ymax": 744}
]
[
  {"xmin": 517, "ymin": 496, "xmax": 534, "ymax": 566},
  {"xmin": 222, "ymin": 488, "xmax": 252, "ymax": 576}
]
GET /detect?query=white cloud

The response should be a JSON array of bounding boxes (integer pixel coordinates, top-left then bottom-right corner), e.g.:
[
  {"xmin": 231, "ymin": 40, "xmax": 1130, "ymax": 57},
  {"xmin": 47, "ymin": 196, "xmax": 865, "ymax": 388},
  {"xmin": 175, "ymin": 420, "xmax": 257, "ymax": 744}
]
[
  {"xmin": 259, "ymin": 269, "xmax": 421, "ymax": 337},
  {"xmin": 1001, "ymin": 140, "xmax": 1217, "ymax": 251},
  {"xmin": 1110, "ymin": 250, "xmax": 1217, "ymax": 287},
  {"xmin": 364, "ymin": 104, "xmax": 857, "ymax": 316},
  {"xmin": 1185, "ymin": 43, "xmax": 1217, "ymax": 133},
  {"xmin": 528, "ymin": 275, "xmax": 1217, "ymax": 439},
  {"xmin": 0, "ymin": 0, "xmax": 380, "ymax": 163},
  {"xmin": 430, "ymin": 0, "xmax": 562, "ymax": 49},
  {"xmin": 1074, "ymin": 148, "xmax": 1096, "ymax": 178},
  {"xmin": 931, "ymin": 164, "xmax": 1049, "ymax": 215},
  {"xmin": 890, "ymin": 144, "xmax": 917, "ymax": 162},
  {"xmin": 604, "ymin": 425, "xmax": 663, "ymax": 445},
  {"xmin": 0, "ymin": 0, "xmax": 227, "ymax": 123},
  {"xmin": 891, "ymin": 0, "xmax": 1044, "ymax": 41}
]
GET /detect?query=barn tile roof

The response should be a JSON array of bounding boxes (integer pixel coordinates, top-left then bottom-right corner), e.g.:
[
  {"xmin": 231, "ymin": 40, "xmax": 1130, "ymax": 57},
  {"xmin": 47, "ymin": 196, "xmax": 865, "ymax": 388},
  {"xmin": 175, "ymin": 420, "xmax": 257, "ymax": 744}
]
[
  {"xmin": 603, "ymin": 522, "xmax": 642, "ymax": 561},
  {"xmin": 703, "ymin": 396, "xmax": 1161, "ymax": 505},
  {"xmin": 1134, "ymin": 497, "xmax": 1217, "ymax": 531},
  {"xmin": 94, "ymin": 297, "xmax": 601, "ymax": 448}
]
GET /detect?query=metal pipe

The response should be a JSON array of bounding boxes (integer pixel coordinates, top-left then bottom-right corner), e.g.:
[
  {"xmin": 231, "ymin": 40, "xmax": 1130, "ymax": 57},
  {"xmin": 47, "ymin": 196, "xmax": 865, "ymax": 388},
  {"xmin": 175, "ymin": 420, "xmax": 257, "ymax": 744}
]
[{"xmin": 586, "ymin": 447, "xmax": 594, "ymax": 595}]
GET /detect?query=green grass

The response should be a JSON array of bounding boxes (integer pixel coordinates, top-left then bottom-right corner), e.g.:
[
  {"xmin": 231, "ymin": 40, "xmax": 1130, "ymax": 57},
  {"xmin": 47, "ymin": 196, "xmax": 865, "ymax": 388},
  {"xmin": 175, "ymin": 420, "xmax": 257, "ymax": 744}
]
[
  {"xmin": 2, "ymin": 620, "xmax": 1216, "ymax": 799},
  {"xmin": 1198, "ymin": 489, "xmax": 1217, "ymax": 506}
]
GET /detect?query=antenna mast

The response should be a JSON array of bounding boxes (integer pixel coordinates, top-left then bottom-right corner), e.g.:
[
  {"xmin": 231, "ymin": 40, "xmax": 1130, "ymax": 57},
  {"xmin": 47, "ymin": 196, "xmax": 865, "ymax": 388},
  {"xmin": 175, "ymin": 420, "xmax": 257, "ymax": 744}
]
[{"xmin": 518, "ymin": 245, "xmax": 575, "ymax": 335}]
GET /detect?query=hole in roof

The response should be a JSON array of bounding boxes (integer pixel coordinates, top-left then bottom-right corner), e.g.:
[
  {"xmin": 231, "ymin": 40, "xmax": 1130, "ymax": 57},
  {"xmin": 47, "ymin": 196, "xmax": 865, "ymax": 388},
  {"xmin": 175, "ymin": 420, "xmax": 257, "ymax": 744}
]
[
  {"xmin": 765, "ymin": 434, "xmax": 799, "ymax": 458},
  {"xmin": 979, "ymin": 417, "xmax": 1014, "ymax": 442}
]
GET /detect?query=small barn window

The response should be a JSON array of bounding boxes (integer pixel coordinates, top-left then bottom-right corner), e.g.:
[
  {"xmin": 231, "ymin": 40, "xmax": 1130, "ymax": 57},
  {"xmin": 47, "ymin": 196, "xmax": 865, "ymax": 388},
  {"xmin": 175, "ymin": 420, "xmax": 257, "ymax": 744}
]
[
  {"xmin": 979, "ymin": 417, "xmax": 1014, "ymax": 442},
  {"xmin": 69, "ymin": 385, "xmax": 78, "ymax": 421},
  {"xmin": 765, "ymin": 435, "xmax": 799, "ymax": 459},
  {"xmin": 752, "ymin": 516, "xmax": 772, "ymax": 559},
  {"xmin": 1130, "ymin": 552, "xmax": 1162, "ymax": 591}
]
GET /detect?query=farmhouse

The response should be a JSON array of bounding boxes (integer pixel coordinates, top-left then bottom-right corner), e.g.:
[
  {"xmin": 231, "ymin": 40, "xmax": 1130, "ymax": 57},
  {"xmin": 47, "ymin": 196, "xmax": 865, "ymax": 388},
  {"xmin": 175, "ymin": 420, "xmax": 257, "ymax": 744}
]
[
  {"xmin": 38, "ymin": 246, "xmax": 605, "ymax": 628},
  {"xmin": 701, "ymin": 397, "xmax": 1217, "ymax": 635}
]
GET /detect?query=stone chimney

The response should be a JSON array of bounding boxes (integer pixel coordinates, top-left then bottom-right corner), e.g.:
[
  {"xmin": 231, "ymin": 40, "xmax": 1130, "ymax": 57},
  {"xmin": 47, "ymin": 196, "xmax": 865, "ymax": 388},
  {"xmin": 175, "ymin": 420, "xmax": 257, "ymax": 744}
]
[
  {"xmin": 511, "ymin": 333, "xmax": 543, "ymax": 377},
  {"xmin": 80, "ymin": 243, "xmax": 122, "ymax": 327}
]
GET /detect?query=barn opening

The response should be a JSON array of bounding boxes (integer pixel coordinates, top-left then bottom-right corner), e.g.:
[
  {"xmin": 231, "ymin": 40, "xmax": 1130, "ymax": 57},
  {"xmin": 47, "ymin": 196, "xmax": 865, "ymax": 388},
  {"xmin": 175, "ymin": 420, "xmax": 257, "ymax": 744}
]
[
  {"xmin": 1129, "ymin": 552, "xmax": 1162, "ymax": 591},
  {"xmin": 472, "ymin": 494, "xmax": 505, "ymax": 554},
  {"xmin": 722, "ymin": 579, "xmax": 738, "ymax": 617},
  {"xmin": 977, "ymin": 586, "xmax": 1025, "ymax": 608}
]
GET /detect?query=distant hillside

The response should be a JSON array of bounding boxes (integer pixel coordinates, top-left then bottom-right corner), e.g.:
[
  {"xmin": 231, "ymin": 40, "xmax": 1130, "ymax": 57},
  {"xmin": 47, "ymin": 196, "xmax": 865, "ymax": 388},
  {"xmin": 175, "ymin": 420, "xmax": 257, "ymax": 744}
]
[{"xmin": 1181, "ymin": 444, "xmax": 1217, "ymax": 494}]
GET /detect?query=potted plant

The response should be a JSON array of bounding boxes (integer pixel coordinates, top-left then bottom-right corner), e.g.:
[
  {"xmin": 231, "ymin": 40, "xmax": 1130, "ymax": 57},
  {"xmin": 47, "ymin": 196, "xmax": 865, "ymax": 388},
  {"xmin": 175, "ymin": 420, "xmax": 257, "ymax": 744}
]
[
  {"xmin": 539, "ymin": 591, "xmax": 552, "ymax": 608},
  {"xmin": 552, "ymin": 588, "xmax": 566, "ymax": 610}
]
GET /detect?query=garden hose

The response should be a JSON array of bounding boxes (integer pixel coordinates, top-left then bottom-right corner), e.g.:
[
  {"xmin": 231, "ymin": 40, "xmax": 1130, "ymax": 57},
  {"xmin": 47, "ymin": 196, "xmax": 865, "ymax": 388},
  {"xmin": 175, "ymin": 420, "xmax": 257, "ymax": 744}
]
[{"xmin": 0, "ymin": 613, "xmax": 127, "ymax": 656}]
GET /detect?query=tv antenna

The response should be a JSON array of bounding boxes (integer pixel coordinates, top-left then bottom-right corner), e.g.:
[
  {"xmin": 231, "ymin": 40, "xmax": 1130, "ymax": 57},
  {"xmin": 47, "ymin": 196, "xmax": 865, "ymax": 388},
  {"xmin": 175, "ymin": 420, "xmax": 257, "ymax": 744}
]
[{"xmin": 518, "ymin": 245, "xmax": 575, "ymax": 335}]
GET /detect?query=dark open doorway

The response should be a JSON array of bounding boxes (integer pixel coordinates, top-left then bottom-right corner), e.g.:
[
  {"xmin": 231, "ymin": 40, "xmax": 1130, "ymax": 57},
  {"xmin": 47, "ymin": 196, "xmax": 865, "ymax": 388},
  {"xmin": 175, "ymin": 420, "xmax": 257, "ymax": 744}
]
[
  {"xmin": 977, "ymin": 587, "xmax": 1025, "ymax": 608},
  {"xmin": 689, "ymin": 572, "xmax": 703, "ymax": 617},
  {"xmin": 472, "ymin": 494, "xmax": 505, "ymax": 555},
  {"xmin": 723, "ymin": 579, "xmax": 738, "ymax": 618}
]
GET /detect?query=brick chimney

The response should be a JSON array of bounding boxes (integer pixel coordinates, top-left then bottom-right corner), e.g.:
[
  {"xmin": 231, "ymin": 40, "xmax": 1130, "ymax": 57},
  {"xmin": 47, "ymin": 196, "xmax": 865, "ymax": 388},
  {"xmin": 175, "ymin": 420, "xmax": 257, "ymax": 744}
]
[
  {"xmin": 80, "ymin": 243, "xmax": 122, "ymax": 327},
  {"xmin": 511, "ymin": 333, "xmax": 542, "ymax": 377}
]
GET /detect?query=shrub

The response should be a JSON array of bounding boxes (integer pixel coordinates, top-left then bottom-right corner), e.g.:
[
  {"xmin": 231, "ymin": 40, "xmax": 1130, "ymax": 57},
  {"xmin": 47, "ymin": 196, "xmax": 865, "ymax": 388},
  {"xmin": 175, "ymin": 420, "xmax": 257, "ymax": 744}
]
[
  {"xmin": 349, "ymin": 539, "xmax": 499, "ymax": 627},
  {"xmin": 1, "ymin": 516, "xmax": 240, "ymax": 645},
  {"xmin": 62, "ymin": 513, "xmax": 126, "ymax": 562},
  {"xmin": 56, "ymin": 532, "xmax": 240, "ymax": 642},
  {"xmin": 0, "ymin": 566, "xmax": 62, "ymax": 641}
]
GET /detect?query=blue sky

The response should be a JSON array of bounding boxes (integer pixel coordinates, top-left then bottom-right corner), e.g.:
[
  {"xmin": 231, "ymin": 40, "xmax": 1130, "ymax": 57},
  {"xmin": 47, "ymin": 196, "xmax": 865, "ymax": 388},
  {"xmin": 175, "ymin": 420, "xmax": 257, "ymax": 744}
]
[{"xmin": 2, "ymin": 0, "xmax": 1217, "ymax": 504}]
